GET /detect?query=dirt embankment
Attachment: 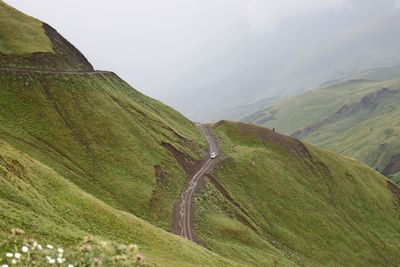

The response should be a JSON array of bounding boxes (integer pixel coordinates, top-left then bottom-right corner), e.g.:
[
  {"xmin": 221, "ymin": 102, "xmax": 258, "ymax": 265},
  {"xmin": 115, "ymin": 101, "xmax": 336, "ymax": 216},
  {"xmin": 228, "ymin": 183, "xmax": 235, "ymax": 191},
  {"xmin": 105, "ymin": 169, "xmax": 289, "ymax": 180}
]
[
  {"xmin": 160, "ymin": 140, "xmax": 208, "ymax": 235},
  {"xmin": 388, "ymin": 181, "xmax": 400, "ymax": 208},
  {"xmin": 161, "ymin": 141, "xmax": 202, "ymax": 177},
  {"xmin": 383, "ymin": 154, "xmax": 400, "ymax": 176}
]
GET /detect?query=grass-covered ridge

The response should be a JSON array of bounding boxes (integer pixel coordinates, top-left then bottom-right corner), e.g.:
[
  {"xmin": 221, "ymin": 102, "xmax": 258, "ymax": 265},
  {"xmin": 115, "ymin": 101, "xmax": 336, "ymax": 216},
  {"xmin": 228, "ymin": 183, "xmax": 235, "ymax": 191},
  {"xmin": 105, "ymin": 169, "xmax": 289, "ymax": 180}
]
[
  {"xmin": 244, "ymin": 78, "xmax": 400, "ymax": 184},
  {"xmin": 0, "ymin": 70, "xmax": 244, "ymax": 266},
  {"xmin": 194, "ymin": 121, "xmax": 400, "ymax": 266},
  {"xmin": 0, "ymin": 0, "xmax": 53, "ymax": 55}
]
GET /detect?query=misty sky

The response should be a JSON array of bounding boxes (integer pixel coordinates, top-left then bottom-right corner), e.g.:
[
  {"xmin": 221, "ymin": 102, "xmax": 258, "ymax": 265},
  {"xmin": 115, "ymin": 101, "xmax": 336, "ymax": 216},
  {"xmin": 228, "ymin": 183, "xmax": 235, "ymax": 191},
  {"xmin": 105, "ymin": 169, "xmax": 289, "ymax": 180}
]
[
  {"xmin": 6, "ymin": 0, "xmax": 352, "ymax": 96},
  {"xmin": 5, "ymin": 0, "xmax": 400, "ymax": 108}
]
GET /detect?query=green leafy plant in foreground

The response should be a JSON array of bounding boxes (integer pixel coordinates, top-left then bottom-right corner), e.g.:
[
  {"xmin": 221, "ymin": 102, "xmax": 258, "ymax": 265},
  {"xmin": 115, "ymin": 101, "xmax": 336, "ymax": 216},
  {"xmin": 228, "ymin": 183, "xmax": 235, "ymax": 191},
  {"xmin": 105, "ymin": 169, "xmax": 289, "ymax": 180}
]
[{"xmin": 0, "ymin": 229, "xmax": 144, "ymax": 267}]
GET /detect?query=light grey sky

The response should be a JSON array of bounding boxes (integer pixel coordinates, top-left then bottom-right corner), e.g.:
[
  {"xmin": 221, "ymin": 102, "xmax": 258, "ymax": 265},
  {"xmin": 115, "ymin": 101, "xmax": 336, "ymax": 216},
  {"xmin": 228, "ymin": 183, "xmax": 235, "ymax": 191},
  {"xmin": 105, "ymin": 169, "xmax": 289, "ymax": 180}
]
[{"xmin": 5, "ymin": 0, "xmax": 348, "ymax": 98}]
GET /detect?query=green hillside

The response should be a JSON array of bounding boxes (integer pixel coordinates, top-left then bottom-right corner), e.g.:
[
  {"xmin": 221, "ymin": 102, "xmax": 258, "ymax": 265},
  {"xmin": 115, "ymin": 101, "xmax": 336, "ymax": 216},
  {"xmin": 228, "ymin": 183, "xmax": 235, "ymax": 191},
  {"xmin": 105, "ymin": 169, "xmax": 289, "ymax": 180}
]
[
  {"xmin": 0, "ymin": 137, "xmax": 234, "ymax": 266},
  {"xmin": 245, "ymin": 78, "xmax": 400, "ymax": 183},
  {"xmin": 0, "ymin": 70, "xmax": 243, "ymax": 266},
  {"xmin": 0, "ymin": 70, "xmax": 207, "ymax": 230},
  {"xmin": 194, "ymin": 121, "xmax": 400, "ymax": 266}
]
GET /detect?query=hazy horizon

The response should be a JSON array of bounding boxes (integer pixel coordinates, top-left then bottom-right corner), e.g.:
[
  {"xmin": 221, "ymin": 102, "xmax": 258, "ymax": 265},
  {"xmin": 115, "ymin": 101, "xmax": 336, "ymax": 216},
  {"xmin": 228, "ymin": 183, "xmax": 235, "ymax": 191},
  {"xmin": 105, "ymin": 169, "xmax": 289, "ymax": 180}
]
[{"xmin": 5, "ymin": 0, "xmax": 400, "ymax": 120}]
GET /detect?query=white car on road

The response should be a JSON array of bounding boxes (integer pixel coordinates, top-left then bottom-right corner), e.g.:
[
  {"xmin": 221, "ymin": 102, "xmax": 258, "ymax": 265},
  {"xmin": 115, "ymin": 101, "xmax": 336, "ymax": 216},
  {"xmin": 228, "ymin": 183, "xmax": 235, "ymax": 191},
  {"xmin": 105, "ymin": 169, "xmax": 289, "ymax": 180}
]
[{"xmin": 210, "ymin": 152, "xmax": 217, "ymax": 159}]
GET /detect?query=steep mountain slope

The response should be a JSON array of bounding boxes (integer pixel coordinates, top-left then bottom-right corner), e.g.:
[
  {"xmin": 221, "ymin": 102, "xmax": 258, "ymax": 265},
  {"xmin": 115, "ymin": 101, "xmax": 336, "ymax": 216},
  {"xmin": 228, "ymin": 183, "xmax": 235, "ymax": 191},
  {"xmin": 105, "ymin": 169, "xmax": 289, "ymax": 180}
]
[
  {"xmin": 194, "ymin": 121, "xmax": 400, "ymax": 266},
  {"xmin": 0, "ymin": 70, "xmax": 207, "ymax": 230},
  {"xmin": 245, "ymin": 78, "xmax": 400, "ymax": 183},
  {"xmin": 0, "ymin": 70, "xmax": 243, "ymax": 265},
  {"xmin": 0, "ymin": 2, "xmax": 241, "ymax": 265}
]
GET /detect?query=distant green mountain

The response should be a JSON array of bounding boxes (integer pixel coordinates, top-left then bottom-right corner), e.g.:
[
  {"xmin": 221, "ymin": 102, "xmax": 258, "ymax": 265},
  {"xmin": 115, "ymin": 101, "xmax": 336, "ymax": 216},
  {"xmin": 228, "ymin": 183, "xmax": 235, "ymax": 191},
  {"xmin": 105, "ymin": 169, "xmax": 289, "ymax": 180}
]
[{"xmin": 245, "ymin": 78, "xmax": 400, "ymax": 184}]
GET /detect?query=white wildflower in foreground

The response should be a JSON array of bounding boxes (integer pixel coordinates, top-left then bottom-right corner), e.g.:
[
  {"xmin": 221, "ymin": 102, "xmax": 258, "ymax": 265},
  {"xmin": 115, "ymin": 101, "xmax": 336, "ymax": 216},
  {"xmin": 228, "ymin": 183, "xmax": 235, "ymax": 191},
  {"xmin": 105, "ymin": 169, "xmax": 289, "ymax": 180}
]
[
  {"xmin": 128, "ymin": 243, "xmax": 138, "ymax": 251},
  {"xmin": 2, "ymin": 229, "xmax": 145, "ymax": 267},
  {"xmin": 99, "ymin": 241, "xmax": 108, "ymax": 248}
]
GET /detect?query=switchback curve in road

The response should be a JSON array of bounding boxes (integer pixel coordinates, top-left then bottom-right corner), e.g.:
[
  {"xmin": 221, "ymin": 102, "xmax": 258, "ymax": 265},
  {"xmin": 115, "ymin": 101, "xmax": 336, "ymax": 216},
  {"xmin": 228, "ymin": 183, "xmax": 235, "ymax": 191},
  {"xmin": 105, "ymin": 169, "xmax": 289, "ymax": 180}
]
[{"xmin": 177, "ymin": 124, "xmax": 219, "ymax": 242}]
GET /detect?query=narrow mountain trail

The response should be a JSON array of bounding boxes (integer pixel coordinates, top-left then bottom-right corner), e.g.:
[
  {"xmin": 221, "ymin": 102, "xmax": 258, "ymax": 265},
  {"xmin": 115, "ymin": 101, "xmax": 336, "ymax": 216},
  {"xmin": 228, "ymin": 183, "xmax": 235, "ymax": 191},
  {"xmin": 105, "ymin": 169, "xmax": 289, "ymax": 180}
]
[
  {"xmin": 176, "ymin": 124, "xmax": 219, "ymax": 242},
  {"xmin": 0, "ymin": 67, "xmax": 111, "ymax": 75}
]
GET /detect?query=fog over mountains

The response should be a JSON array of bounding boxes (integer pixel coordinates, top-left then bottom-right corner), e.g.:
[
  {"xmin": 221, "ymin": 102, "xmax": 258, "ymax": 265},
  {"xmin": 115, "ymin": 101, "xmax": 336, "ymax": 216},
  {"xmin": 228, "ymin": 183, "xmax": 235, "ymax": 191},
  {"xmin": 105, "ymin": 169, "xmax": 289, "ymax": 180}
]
[
  {"xmin": 6, "ymin": 0, "xmax": 400, "ymax": 121},
  {"xmin": 164, "ymin": 0, "xmax": 400, "ymax": 121}
]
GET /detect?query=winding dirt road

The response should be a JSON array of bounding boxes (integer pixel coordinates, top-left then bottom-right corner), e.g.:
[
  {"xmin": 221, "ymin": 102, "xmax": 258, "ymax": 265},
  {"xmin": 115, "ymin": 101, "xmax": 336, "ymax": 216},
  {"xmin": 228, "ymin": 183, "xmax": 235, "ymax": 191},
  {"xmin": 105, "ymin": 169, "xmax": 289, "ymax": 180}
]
[{"xmin": 177, "ymin": 124, "xmax": 219, "ymax": 241}]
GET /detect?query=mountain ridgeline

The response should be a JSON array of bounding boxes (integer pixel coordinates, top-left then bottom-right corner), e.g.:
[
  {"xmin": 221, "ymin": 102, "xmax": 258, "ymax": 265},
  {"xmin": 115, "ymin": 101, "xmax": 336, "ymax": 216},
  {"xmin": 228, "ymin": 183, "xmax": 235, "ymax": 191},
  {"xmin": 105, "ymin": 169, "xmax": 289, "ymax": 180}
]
[
  {"xmin": 0, "ymin": 1, "xmax": 93, "ymax": 71},
  {"xmin": 1, "ymin": 2, "xmax": 400, "ymax": 266},
  {"xmin": 245, "ymin": 76, "xmax": 400, "ymax": 185}
]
